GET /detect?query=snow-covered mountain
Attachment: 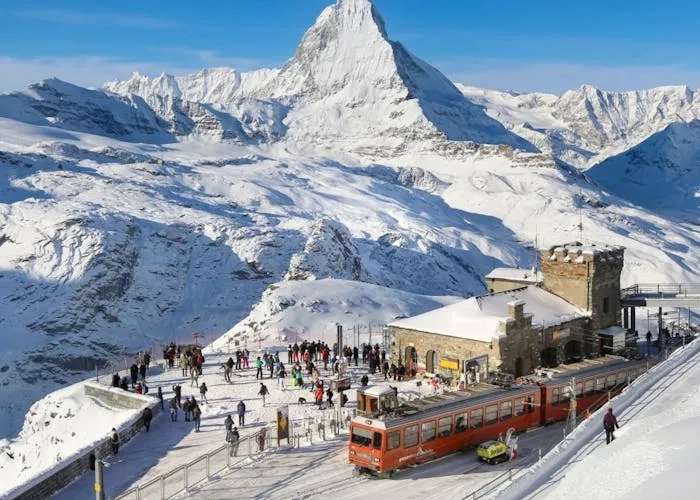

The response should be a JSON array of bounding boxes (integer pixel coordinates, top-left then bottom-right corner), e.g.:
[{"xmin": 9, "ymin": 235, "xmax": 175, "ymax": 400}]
[
  {"xmin": 105, "ymin": 0, "xmax": 531, "ymax": 153},
  {"xmin": 0, "ymin": 0, "xmax": 698, "ymax": 444},
  {"xmin": 458, "ymin": 83, "xmax": 700, "ymax": 170}
]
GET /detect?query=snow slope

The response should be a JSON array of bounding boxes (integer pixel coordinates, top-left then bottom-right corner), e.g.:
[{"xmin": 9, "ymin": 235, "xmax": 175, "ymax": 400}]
[{"xmin": 497, "ymin": 338, "xmax": 700, "ymax": 500}]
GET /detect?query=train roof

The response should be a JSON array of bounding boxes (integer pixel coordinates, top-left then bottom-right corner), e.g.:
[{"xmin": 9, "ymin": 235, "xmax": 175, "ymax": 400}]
[
  {"xmin": 356, "ymin": 383, "xmax": 539, "ymax": 429},
  {"xmin": 536, "ymin": 356, "xmax": 647, "ymax": 386}
]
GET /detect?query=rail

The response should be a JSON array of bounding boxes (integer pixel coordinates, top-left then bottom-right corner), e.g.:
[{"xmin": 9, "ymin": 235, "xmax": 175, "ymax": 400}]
[{"xmin": 620, "ymin": 283, "xmax": 700, "ymax": 298}]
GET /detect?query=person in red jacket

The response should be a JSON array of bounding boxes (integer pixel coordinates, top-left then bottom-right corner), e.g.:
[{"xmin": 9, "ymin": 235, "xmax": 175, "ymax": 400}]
[{"xmin": 603, "ymin": 408, "xmax": 620, "ymax": 444}]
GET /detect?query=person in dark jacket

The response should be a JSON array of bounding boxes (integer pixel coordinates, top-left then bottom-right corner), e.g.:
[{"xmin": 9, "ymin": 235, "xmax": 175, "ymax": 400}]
[
  {"xmin": 172, "ymin": 384, "xmax": 182, "ymax": 407},
  {"xmin": 111, "ymin": 373, "xmax": 120, "ymax": 388},
  {"xmin": 130, "ymin": 363, "xmax": 139, "ymax": 387},
  {"xmin": 157, "ymin": 386, "xmax": 164, "ymax": 409},
  {"xmin": 192, "ymin": 404, "xmax": 202, "ymax": 432},
  {"xmin": 227, "ymin": 426, "xmax": 240, "ymax": 456},
  {"xmin": 110, "ymin": 428, "xmax": 120, "ymax": 455},
  {"xmin": 603, "ymin": 407, "xmax": 620, "ymax": 444},
  {"xmin": 258, "ymin": 383, "xmax": 269, "ymax": 406},
  {"xmin": 199, "ymin": 382, "xmax": 208, "ymax": 403},
  {"xmin": 120, "ymin": 376, "xmax": 129, "ymax": 391},
  {"xmin": 224, "ymin": 414, "xmax": 234, "ymax": 432},
  {"xmin": 142, "ymin": 407, "xmax": 153, "ymax": 432},
  {"xmin": 237, "ymin": 400, "xmax": 246, "ymax": 426}
]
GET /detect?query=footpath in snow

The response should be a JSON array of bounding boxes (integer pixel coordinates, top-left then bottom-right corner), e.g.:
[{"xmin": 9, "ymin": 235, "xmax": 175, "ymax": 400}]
[{"xmin": 497, "ymin": 338, "xmax": 700, "ymax": 500}]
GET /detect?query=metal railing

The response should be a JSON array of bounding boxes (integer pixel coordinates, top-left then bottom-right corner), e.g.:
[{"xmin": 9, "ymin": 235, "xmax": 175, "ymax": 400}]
[
  {"xmin": 115, "ymin": 406, "xmax": 357, "ymax": 500},
  {"xmin": 621, "ymin": 283, "xmax": 700, "ymax": 298}
]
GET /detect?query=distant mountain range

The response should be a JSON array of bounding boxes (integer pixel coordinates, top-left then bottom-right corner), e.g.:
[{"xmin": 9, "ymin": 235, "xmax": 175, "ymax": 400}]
[{"xmin": 0, "ymin": 0, "xmax": 697, "ymax": 441}]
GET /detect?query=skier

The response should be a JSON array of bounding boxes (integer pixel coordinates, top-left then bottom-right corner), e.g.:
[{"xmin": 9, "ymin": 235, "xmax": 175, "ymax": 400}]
[
  {"xmin": 110, "ymin": 428, "xmax": 120, "ymax": 455},
  {"xmin": 603, "ymin": 407, "xmax": 620, "ymax": 444},
  {"xmin": 258, "ymin": 382, "xmax": 269, "ymax": 407},
  {"xmin": 237, "ymin": 400, "xmax": 246, "ymax": 426}
]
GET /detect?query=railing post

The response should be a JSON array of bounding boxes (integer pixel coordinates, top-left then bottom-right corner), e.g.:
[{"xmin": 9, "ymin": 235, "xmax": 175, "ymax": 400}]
[
  {"xmin": 184, "ymin": 466, "xmax": 189, "ymax": 489},
  {"xmin": 206, "ymin": 454, "xmax": 211, "ymax": 478},
  {"xmin": 160, "ymin": 476, "xmax": 165, "ymax": 500}
]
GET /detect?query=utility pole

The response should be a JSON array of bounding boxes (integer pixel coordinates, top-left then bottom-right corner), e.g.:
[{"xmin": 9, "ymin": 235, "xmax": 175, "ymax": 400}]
[
  {"xmin": 94, "ymin": 459, "xmax": 105, "ymax": 500},
  {"xmin": 566, "ymin": 377, "xmax": 577, "ymax": 436},
  {"xmin": 658, "ymin": 307, "xmax": 665, "ymax": 360}
]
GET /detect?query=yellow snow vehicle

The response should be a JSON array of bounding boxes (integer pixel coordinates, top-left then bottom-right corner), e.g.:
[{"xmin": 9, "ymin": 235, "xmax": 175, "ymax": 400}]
[{"xmin": 476, "ymin": 440, "xmax": 509, "ymax": 464}]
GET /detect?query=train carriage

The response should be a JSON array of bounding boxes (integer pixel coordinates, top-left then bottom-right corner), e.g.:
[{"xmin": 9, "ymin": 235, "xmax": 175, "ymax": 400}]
[{"xmin": 349, "ymin": 356, "xmax": 650, "ymax": 476}]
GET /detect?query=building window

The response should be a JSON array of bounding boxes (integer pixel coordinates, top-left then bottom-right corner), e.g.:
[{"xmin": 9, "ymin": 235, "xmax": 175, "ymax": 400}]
[{"xmin": 603, "ymin": 297, "xmax": 609, "ymax": 313}]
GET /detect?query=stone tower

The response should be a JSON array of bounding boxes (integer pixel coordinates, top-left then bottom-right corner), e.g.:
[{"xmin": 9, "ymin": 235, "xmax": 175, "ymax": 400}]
[{"xmin": 540, "ymin": 243, "xmax": 624, "ymax": 331}]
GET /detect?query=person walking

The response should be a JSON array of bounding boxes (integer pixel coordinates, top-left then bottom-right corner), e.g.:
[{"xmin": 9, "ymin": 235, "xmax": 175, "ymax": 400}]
[
  {"xmin": 199, "ymin": 382, "xmax": 208, "ymax": 403},
  {"xmin": 170, "ymin": 397, "xmax": 179, "ymax": 422},
  {"xmin": 110, "ymin": 428, "xmax": 120, "ymax": 455},
  {"xmin": 258, "ymin": 383, "xmax": 269, "ymax": 407},
  {"xmin": 193, "ymin": 404, "xmax": 202, "ymax": 432},
  {"xmin": 224, "ymin": 414, "xmax": 234, "ymax": 432},
  {"xmin": 237, "ymin": 400, "xmax": 246, "ymax": 426},
  {"xmin": 157, "ymin": 386, "xmax": 164, "ymax": 409},
  {"xmin": 255, "ymin": 357, "xmax": 263, "ymax": 380},
  {"xmin": 172, "ymin": 384, "xmax": 182, "ymax": 408},
  {"xmin": 142, "ymin": 407, "xmax": 153, "ymax": 432},
  {"xmin": 603, "ymin": 407, "xmax": 620, "ymax": 444},
  {"xmin": 227, "ymin": 426, "xmax": 240, "ymax": 456}
]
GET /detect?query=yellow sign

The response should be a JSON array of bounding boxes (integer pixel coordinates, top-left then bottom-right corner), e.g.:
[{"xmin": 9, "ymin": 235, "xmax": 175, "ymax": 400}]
[
  {"xmin": 439, "ymin": 358, "xmax": 459, "ymax": 370},
  {"xmin": 94, "ymin": 484, "xmax": 102, "ymax": 492}
]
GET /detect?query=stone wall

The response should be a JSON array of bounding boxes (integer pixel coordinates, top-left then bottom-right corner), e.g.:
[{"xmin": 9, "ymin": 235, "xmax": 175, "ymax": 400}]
[
  {"xmin": 389, "ymin": 326, "xmax": 499, "ymax": 378},
  {"xmin": 487, "ymin": 278, "xmax": 533, "ymax": 293},
  {"xmin": 10, "ymin": 384, "xmax": 161, "ymax": 500}
]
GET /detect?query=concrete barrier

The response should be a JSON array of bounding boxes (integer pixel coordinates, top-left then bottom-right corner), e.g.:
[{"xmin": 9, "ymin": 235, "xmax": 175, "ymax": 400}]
[{"xmin": 8, "ymin": 383, "xmax": 161, "ymax": 500}]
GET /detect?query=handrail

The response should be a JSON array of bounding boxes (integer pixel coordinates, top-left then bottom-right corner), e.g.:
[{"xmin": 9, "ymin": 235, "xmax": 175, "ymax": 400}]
[{"xmin": 621, "ymin": 283, "xmax": 700, "ymax": 298}]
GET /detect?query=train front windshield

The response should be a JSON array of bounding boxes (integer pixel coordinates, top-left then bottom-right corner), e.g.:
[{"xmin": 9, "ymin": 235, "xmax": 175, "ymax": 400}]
[{"xmin": 351, "ymin": 426, "xmax": 373, "ymax": 447}]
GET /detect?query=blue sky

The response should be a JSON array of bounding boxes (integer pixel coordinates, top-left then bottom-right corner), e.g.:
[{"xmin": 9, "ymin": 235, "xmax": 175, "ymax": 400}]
[{"xmin": 2, "ymin": 0, "xmax": 700, "ymax": 94}]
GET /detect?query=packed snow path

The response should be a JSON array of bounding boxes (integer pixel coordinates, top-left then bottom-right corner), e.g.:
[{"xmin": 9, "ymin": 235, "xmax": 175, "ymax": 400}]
[{"xmin": 498, "ymin": 338, "xmax": 700, "ymax": 500}]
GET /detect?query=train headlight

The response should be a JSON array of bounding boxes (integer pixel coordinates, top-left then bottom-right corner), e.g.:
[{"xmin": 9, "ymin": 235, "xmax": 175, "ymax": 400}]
[
  {"xmin": 372, "ymin": 457, "xmax": 380, "ymax": 463},
  {"xmin": 349, "ymin": 450, "xmax": 356, "ymax": 455}
]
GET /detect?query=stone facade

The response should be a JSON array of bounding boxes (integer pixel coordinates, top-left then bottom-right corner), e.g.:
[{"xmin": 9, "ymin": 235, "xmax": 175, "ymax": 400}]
[
  {"xmin": 390, "ymin": 327, "xmax": 497, "ymax": 379},
  {"xmin": 488, "ymin": 278, "xmax": 535, "ymax": 293},
  {"xmin": 540, "ymin": 244, "xmax": 624, "ymax": 331}
]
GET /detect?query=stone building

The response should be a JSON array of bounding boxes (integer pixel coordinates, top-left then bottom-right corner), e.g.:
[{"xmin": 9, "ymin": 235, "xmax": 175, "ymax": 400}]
[
  {"xmin": 388, "ymin": 242, "xmax": 625, "ymax": 379},
  {"xmin": 388, "ymin": 286, "xmax": 588, "ymax": 379}
]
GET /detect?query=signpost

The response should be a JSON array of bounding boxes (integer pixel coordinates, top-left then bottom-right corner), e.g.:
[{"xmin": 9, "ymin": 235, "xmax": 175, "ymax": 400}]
[
  {"xmin": 193, "ymin": 332, "xmax": 201, "ymax": 347},
  {"xmin": 336, "ymin": 324, "xmax": 343, "ymax": 355}
]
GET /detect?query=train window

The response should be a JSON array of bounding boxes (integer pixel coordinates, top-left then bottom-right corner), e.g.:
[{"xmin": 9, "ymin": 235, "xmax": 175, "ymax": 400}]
[
  {"xmin": 514, "ymin": 398, "xmax": 525, "ymax": 416},
  {"xmin": 584, "ymin": 380, "xmax": 594, "ymax": 396},
  {"xmin": 373, "ymin": 432, "xmax": 383, "ymax": 450},
  {"xmin": 575, "ymin": 383, "xmax": 583, "ymax": 397},
  {"xmin": 351, "ymin": 427, "xmax": 373, "ymax": 447},
  {"xmin": 485, "ymin": 405, "xmax": 498, "ymax": 425},
  {"xmin": 421, "ymin": 421, "xmax": 436, "ymax": 443},
  {"xmin": 455, "ymin": 413, "xmax": 467, "ymax": 433},
  {"xmin": 628, "ymin": 370, "xmax": 637, "ymax": 381},
  {"xmin": 470, "ymin": 408, "xmax": 483, "ymax": 428},
  {"xmin": 560, "ymin": 388, "xmax": 571, "ymax": 404},
  {"xmin": 438, "ymin": 417, "xmax": 452, "ymax": 438},
  {"xmin": 606, "ymin": 375, "xmax": 616, "ymax": 388},
  {"xmin": 551, "ymin": 388, "xmax": 559, "ymax": 405},
  {"xmin": 527, "ymin": 396, "xmax": 535, "ymax": 413},
  {"xmin": 501, "ymin": 400, "xmax": 512, "ymax": 420},
  {"xmin": 595, "ymin": 378, "xmax": 605, "ymax": 392},
  {"xmin": 404, "ymin": 425, "xmax": 418, "ymax": 448},
  {"xmin": 387, "ymin": 431, "xmax": 400, "ymax": 450},
  {"xmin": 617, "ymin": 372, "xmax": 627, "ymax": 385}
]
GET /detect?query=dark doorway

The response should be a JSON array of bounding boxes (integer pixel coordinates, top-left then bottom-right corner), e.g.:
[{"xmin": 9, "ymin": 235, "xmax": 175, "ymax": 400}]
[
  {"xmin": 564, "ymin": 340, "xmax": 583, "ymax": 363},
  {"xmin": 514, "ymin": 357, "xmax": 524, "ymax": 378},
  {"xmin": 426, "ymin": 350, "xmax": 438, "ymax": 373},
  {"xmin": 405, "ymin": 347, "xmax": 417, "ymax": 376},
  {"xmin": 541, "ymin": 347, "xmax": 558, "ymax": 368}
]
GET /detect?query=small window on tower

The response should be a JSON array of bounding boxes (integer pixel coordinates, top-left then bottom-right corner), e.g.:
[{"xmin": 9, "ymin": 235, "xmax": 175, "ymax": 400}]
[{"xmin": 603, "ymin": 297, "xmax": 609, "ymax": 314}]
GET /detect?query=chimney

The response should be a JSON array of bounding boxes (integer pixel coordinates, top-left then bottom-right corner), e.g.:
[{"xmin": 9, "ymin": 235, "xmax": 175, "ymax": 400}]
[{"xmin": 507, "ymin": 300, "xmax": 525, "ymax": 320}]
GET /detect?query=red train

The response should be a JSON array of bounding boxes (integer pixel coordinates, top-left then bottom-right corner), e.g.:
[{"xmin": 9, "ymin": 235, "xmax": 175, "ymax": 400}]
[{"xmin": 349, "ymin": 355, "xmax": 650, "ymax": 476}]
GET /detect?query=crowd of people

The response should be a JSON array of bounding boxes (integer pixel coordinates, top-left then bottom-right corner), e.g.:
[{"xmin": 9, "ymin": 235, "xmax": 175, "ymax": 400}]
[{"xmin": 103, "ymin": 338, "xmax": 397, "ymax": 465}]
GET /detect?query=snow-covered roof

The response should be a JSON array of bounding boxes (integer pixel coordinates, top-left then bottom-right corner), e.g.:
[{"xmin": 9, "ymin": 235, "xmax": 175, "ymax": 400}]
[
  {"xmin": 485, "ymin": 267, "xmax": 543, "ymax": 283},
  {"xmin": 599, "ymin": 325, "xmax": 627, "ymax": 337},
  {"xmin": 549, "ymin": 243, "xmax": 625, "ymax": 257},
  {"xmin": 361, "ymin": 386, "xmax": 395, "ymax": 397},
  {"xmin": 388, "ymin": 286, "xmax": 588, "ymax": 342}
]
